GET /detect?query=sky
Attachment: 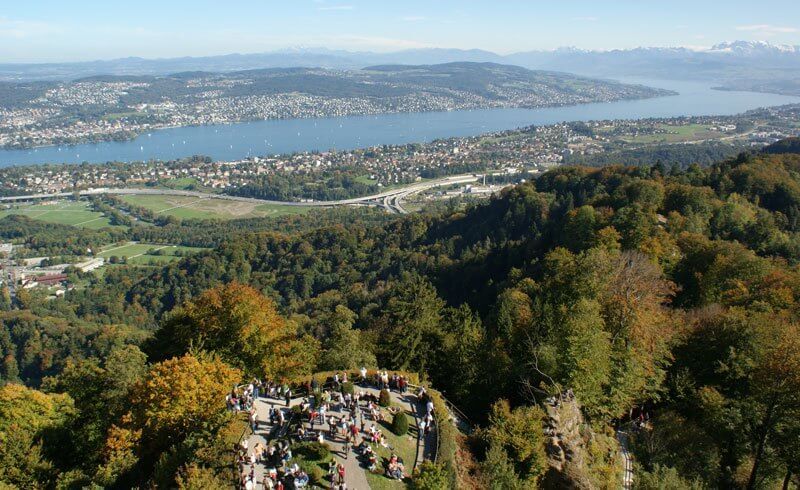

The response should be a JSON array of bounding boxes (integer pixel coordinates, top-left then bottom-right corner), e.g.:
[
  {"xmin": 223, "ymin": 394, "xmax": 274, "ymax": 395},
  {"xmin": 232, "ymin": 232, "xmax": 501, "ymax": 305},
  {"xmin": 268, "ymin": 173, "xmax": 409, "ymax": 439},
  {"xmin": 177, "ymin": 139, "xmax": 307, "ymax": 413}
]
[{"xmin": 2, "ymin": 0, "xmax": 800, "ymax": 62}]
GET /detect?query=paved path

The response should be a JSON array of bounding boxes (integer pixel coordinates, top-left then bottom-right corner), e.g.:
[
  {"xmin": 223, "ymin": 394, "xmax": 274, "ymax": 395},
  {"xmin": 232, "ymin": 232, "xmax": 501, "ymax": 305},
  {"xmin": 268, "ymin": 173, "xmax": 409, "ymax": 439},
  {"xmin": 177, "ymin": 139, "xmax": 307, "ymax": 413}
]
[
  {"xmin": 617, "ymin": 429, "xmax": 634, "ymax": 490},
  {"xmin": 240, "ymin": 384, "xmax": 432, "ymax": 489}
]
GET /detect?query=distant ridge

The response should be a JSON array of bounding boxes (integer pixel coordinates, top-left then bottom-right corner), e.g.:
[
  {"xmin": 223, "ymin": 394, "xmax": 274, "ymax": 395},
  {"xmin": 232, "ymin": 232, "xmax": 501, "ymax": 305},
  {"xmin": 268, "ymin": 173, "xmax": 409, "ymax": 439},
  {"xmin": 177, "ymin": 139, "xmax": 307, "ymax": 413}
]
[{"xmin": 1, "ymin": 41, "xmax": 799, "ymax": 91}]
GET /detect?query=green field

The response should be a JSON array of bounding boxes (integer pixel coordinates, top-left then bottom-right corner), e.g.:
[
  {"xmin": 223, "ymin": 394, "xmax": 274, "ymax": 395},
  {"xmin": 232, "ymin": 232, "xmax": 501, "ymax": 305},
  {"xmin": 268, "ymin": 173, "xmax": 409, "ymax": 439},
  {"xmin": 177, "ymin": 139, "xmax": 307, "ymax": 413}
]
[
  {"xmin": 155, "ymin": 177, "xmax": 204, "ymax": 191},
  {"xmin": 120, "ymin": 194, "xmax": 312, "ymax": 220},
  {"xmin": 623, "ymin": 124, "xmax": 724, "ymax": 144},
  {"xmin": 101, "ymin": 111, "xmax": 145, "ymax": 121},
  {"xmin": 0, "ymin": 200, "xmax": 122, "ymax": 229},
  {"xmin": 355, "ymin": 174, "xmax": 377, "ymax": 185},
  {"xmin": 98, "ymin": 242, "xmax": 208, "ymax": 265}
]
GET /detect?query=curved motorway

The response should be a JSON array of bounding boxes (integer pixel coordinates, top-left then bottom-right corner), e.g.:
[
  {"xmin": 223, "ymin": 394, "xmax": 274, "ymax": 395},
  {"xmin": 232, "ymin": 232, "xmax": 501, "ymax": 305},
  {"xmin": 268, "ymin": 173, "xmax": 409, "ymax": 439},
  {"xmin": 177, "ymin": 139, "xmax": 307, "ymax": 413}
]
[{"xmin": 0, "ymin": 174, "xmax": 482, "ymax": 214}]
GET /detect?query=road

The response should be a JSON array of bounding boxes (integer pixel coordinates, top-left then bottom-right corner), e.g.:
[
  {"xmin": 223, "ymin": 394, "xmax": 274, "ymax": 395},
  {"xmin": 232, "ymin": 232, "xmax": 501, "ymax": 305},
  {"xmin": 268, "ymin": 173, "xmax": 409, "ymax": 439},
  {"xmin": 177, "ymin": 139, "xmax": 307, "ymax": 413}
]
[{"xmin": 0, "ymin": 174, "xmax": 481, "ymax": 214}]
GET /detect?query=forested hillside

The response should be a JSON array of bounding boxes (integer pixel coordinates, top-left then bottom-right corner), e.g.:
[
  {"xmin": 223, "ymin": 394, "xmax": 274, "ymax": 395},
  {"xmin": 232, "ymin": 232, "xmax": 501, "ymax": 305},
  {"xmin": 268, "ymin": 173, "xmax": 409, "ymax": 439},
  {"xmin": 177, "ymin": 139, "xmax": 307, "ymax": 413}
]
[{"xmin": 2, "ymin": 147, "xmax": 800, "ymax": 488}]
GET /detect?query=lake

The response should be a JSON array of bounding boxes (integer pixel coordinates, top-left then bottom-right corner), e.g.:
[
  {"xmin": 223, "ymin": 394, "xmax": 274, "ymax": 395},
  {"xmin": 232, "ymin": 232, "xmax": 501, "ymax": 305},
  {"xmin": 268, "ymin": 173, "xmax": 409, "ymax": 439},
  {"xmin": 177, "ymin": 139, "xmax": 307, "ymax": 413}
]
[{"xmin": 1, "ymin": 79, "xmax": 799, "ymax": 167}]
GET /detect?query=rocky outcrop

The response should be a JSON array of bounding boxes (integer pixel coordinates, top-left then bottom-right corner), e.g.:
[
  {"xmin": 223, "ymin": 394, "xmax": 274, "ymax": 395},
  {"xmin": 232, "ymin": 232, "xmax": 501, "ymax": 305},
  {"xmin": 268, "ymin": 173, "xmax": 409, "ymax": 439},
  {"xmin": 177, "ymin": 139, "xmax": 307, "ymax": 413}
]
[{"xmin": 541, "ymin": 392, "xmax": 622, "ymax": 489}]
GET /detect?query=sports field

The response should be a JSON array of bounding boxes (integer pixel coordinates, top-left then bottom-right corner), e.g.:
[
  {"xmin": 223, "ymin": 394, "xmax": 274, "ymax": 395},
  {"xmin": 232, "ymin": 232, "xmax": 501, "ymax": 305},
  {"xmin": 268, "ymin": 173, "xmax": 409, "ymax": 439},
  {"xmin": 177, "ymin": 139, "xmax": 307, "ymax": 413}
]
[
  {"xmin": 0, "ymin": 200, "xmax": 121, "ymax": 229},
  {"xmin": 120, "ymin": 194, "xmax": 312, "ymax": 220}
]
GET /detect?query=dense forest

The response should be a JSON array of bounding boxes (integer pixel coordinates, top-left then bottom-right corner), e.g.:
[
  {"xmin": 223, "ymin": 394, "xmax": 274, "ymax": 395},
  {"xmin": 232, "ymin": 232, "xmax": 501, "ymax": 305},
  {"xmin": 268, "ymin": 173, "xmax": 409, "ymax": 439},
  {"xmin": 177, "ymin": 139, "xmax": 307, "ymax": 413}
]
[{"xmin": 2, "ymin": 145, "xmax": 800, "ymax": 488}]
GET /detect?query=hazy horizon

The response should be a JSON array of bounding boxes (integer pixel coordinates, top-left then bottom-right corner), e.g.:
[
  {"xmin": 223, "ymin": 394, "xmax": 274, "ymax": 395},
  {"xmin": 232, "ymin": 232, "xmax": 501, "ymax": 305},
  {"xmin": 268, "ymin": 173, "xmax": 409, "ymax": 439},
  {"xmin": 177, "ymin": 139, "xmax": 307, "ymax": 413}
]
[{"xmin": 2, "ymin": 0, "xmax": 800, "ymax": 63}]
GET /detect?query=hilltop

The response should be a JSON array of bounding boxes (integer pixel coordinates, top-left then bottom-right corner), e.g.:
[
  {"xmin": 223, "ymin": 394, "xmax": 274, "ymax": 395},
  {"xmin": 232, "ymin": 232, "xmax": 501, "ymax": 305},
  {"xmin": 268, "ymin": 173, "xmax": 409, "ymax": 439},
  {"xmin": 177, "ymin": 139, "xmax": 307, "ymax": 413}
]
[{"xmin": 2, "ymin": 141, "xmax": 800, "ymax": 487}]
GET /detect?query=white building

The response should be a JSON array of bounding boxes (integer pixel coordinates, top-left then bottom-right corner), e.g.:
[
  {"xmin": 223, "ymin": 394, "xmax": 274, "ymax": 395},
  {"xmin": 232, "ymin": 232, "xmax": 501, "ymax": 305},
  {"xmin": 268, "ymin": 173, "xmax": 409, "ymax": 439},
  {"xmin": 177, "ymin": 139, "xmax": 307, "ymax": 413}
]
[{"xmin": 76, "ymin": 258, "xmax": 105, "ymax": 273}]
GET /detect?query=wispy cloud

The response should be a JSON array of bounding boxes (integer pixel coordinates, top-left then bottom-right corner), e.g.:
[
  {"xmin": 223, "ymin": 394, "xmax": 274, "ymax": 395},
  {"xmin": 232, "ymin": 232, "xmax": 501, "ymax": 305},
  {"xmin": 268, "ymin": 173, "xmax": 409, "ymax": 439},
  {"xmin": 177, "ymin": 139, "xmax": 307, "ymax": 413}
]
[
  {"xmin": 735, "ymin": 24, "xmax": 798, "ymax": 34},
  {"xmin": 317, "ymin": 5, "xmax": 354, "ymax": 11},
  {"xmin": 0, "ymin": 16, "xmax": 60, "ymax": 39}
]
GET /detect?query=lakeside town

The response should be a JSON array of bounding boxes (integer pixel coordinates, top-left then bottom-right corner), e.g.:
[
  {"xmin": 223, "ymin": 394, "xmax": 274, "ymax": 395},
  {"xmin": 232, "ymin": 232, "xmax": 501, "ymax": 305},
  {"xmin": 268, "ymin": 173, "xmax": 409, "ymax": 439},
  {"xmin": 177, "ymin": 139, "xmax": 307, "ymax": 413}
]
[
  {"xmin": 0, "ymin": 65, "xmax": 670, "ymax": 149},
  {"xmin": 1, "ymin": 104, "xmax": 798, "ymax": 198}
]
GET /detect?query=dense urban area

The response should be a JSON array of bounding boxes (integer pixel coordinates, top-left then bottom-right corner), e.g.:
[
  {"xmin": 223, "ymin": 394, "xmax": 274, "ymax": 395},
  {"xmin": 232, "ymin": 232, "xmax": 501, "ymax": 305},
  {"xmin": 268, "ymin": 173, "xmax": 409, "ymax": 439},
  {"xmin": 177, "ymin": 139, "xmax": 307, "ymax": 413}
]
[{"xmin": 0, "ymin": 63, "xmax": 671, "ymax": 149}]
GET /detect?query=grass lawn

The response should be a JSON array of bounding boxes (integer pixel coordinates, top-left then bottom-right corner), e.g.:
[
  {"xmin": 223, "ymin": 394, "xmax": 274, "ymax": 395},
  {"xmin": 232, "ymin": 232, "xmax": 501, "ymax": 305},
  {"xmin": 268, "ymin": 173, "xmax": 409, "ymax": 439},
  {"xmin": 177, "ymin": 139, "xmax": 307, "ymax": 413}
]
[
  {"xmin": 101, "ymin": 111, "xmax": 145, "ymax": 121},
  {"xmin": 155, "ymin": 177, "xmax": 207, "ymax": 191},
  {"xmin": 363, "ymin": 405, "xmax": 419, "ymax": 490},
  {"xmin": 98, "ymin": 242, "xmax": 207, "ymax": 263},
  {"xmin": 354, "ymin": 174, "xmax": 377, "ymax": 185},
  {"xmin": 0, "ymin": 200, "xmax": 122, "ymax": 229},
  {"xmin": 119, "ymin": 194, "xmax": 312, "ymax": 220}
]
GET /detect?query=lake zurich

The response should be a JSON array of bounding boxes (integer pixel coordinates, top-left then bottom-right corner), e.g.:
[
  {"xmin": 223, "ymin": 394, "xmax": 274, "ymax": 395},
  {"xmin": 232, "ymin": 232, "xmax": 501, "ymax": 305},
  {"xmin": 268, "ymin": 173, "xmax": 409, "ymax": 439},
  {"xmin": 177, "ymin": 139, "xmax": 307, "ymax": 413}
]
[{"xmin": 1, "ymin": 79, "xmax": 799, "ymax": 168}]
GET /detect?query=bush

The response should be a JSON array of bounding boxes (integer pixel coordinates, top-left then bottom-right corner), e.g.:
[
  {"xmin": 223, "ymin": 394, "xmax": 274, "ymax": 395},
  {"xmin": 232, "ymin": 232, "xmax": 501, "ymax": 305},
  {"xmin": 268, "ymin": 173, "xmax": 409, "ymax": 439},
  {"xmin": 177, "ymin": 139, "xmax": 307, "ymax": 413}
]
[
  {"xmin": 379, "ymin": 388, "xmax": 392, "ymax": 407},
  {"xmin": 293, "ymin": 441, "xmax": 331, "ymax": 461},
  {"xmin": 341, "ymin": 381, "xmax": 355, "ymax": 396},
  {"xmin": 308, "ymin": 465, "xmax": 324, "ymax": 485},
  {"xmin": 412, "ymin": 461, "xmax": 450, "ymax": 490},
  {"xmin": 391, "ymin": 411, "xmax": 409, "ymax": 436}
]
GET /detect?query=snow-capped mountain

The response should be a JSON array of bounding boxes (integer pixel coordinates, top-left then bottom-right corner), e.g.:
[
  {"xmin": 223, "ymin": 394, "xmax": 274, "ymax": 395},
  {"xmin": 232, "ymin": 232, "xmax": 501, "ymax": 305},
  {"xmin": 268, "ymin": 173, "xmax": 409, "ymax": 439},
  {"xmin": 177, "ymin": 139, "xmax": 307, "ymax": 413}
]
[{"xmin": 709, "ymin": 41, "xmax": 800, "ymax": 56}]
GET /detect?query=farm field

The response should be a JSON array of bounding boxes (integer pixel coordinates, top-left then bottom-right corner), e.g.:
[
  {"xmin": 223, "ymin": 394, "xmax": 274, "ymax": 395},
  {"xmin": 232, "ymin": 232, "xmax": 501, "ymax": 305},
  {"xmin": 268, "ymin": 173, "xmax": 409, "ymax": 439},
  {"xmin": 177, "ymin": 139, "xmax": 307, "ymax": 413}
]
[
  {"xmin": 0, "ymin": 200, "xmax": 122, "ymax": 229},
  {"xmin": 119, "ymin": 194, "xmax": 312, "ymax": 220}
]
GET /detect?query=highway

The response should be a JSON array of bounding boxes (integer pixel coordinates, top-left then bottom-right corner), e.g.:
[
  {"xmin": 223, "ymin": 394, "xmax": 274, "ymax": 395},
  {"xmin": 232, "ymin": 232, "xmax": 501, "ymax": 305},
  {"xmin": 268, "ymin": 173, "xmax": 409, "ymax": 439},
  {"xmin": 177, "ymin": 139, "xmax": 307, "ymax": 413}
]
[{"xmin": 0, "ymin": 174, "xmax": 481, "ymax": 214}]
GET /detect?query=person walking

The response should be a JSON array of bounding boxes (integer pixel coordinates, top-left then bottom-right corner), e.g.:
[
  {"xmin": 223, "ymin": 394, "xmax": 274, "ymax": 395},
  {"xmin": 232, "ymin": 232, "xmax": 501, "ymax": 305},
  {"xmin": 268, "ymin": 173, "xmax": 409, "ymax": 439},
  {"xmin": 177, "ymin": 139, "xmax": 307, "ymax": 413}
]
[{"xmin": 285, "ymin": 388, "xmax": 291, "ymax": 407}]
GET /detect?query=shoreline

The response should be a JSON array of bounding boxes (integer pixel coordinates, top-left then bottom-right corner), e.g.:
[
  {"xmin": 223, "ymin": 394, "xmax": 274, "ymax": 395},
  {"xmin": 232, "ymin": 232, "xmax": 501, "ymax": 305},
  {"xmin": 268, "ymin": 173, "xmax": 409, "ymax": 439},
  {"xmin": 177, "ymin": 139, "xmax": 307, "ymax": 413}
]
[{"xmin": 0, "ymin": 91, "xmax": 674, "ymax": 152}]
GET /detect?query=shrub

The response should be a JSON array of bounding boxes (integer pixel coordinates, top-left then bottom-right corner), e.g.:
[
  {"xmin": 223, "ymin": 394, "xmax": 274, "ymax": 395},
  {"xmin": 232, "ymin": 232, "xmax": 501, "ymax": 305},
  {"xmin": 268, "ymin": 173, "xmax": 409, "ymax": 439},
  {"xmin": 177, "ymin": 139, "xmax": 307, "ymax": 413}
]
[
  {"xmin": 341, "ymin": 381, "xmax": 355, "ymax": 396},
  {"xmin": 308, "ymin": 465, "xmax": 324, "ymax": 485},
  {"xmin": 412, "ymin": 461, "xmax": 450, "ymax": 490},
  {"xmin": 379, "ymin": 388, "xmax": 392, "ymax": 407},
  {"xmin": 293, "ymin": 441, "xmax": 331, "ymax": 461},
  {"xmin": 391, "ymin": 411, "xmax": 409, "ymax": 436}
]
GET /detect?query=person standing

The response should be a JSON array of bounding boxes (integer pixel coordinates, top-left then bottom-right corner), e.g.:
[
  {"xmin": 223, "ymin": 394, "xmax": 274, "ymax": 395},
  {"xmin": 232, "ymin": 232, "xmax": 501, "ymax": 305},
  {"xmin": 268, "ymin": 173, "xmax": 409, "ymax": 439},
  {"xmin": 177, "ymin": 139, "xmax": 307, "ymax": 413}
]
[
  {"xmin": 337, "ymin": 462, "xmax": 346, "ymax": 483},
  {"xmin": 285, "ymin": 388, "xmax": 291, "ymax": 407}
]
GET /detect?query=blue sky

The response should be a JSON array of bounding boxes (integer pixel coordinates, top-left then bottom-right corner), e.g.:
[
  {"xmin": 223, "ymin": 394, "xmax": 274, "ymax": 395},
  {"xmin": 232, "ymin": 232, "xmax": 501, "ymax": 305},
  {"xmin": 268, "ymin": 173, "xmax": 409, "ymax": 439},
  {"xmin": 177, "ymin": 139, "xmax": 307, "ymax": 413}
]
[{"xmin": 2, "ymin": 0, "xmax": 800, "ymax": 62}]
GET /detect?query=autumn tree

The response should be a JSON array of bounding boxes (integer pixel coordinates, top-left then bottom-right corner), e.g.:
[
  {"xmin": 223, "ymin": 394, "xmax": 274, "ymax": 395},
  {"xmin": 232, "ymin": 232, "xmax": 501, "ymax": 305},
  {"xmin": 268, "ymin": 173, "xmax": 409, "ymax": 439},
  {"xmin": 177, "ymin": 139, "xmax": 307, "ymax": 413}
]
[
  {"xmin": 151, "ymin": 282, "xmax": 318, "ymax": 379},
  {"xmin": 0, "ymin": 384, "xmax": 75, "ymax": 487},
  {"xmin": 127, "ymin": 352, "xmax": 240, "ymax": 445}
]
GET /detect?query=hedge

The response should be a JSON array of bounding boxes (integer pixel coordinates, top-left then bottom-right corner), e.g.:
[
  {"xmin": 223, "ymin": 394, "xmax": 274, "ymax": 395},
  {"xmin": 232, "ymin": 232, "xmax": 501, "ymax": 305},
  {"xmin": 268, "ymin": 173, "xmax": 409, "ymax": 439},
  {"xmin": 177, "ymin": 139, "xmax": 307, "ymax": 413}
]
[{"xmin": 426, "ymin": 389, "xmax": 458, "ymax": 488}]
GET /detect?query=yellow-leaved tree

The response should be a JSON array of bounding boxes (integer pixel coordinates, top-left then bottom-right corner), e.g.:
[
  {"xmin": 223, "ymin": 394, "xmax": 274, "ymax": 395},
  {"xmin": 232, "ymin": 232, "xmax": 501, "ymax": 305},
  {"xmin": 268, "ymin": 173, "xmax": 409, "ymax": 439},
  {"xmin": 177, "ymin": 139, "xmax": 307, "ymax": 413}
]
[
  {"xmin": 96, "ymin": 352, "xmax": 240, "ymax": 486},
  {"xmin": 150, "ymin": 282, "xmax": 318, "ymax": 379}
]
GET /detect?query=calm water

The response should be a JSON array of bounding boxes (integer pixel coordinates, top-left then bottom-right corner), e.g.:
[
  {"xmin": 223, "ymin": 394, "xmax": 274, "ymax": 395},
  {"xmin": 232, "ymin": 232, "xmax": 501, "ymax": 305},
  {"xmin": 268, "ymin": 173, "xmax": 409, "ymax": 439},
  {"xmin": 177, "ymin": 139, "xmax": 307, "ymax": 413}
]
[{"xmin": 2, "ymin": 79, "xmax": 799, "ymax": 167}]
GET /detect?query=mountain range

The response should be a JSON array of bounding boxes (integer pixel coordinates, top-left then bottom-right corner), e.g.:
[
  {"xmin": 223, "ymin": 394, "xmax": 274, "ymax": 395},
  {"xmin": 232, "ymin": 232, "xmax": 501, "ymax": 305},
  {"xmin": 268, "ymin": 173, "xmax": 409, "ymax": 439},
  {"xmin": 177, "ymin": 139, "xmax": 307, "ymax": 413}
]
[{"xmin": 1, "ymin": 41, "xmax": 799, "ymax": 94}]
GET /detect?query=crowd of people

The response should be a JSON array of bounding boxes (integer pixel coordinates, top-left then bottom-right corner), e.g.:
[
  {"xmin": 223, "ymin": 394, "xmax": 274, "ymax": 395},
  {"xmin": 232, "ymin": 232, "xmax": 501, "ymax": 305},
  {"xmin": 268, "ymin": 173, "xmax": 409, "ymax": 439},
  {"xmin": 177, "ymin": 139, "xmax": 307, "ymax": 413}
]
[{"xmin": 232, "ymin": 369, "xmax": 433, "ymax": 489}]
